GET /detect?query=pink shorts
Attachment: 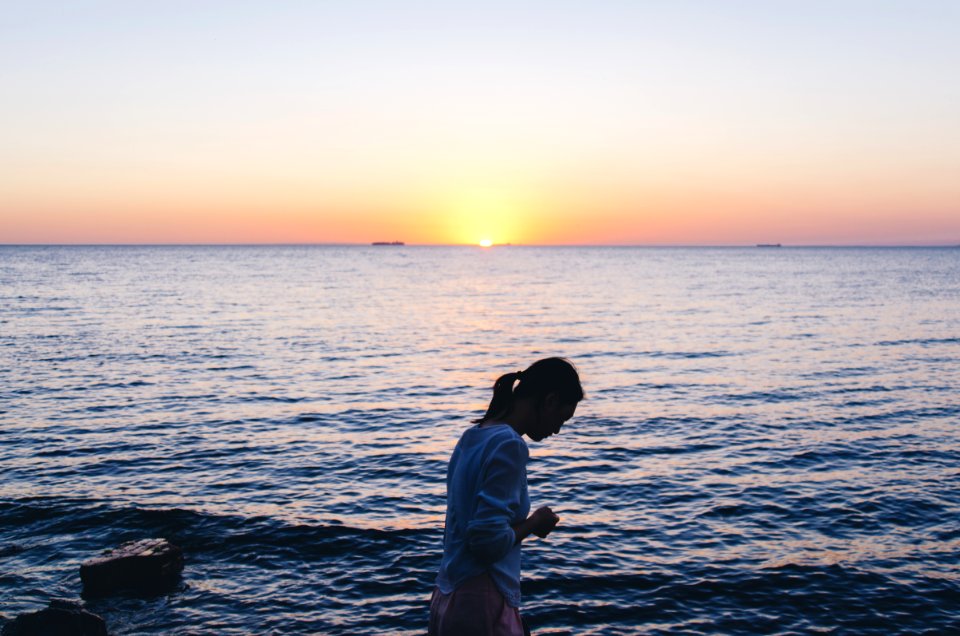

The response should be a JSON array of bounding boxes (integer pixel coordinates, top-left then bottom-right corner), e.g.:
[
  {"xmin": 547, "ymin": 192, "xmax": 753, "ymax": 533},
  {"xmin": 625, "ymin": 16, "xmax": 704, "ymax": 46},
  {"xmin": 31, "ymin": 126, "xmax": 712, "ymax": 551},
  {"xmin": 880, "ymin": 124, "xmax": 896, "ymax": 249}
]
[{"xmin": 428, "ymin": 573, "xmax": 526, "ymax": 636}]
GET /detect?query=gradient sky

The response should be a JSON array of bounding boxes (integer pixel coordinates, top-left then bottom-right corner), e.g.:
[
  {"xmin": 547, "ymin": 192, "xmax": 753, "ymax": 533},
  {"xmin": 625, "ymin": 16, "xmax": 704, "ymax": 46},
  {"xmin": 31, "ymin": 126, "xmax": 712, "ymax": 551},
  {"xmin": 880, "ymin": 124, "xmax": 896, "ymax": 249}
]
[{"xmin": 2, "ymin": 1, "xmax": 958, "ymax": 245}]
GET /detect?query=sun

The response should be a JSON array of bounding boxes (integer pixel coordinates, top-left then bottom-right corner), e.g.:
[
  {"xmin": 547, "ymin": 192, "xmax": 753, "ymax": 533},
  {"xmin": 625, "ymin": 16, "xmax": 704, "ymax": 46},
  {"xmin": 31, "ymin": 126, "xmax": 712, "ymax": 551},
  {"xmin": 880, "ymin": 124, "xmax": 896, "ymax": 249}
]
[{"xmin": 434, "ymin": 187, "xmax": 534, "ymax": 246}]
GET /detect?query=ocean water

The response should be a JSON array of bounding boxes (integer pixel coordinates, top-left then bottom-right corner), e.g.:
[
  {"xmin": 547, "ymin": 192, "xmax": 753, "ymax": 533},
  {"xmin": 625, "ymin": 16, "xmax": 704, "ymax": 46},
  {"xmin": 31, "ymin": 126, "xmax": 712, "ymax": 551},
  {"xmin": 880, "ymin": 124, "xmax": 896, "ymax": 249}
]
[{"xmin": 1, "ymin": 245, "xmax": 958, "ymax": 635}]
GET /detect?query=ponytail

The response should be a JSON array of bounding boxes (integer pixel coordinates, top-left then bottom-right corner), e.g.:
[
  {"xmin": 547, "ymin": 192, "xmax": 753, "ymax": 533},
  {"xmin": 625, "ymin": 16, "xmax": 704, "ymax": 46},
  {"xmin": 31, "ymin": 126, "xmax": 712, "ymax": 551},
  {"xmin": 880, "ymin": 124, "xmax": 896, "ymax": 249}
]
[
  {"xmin": 473, "ymin": 371, "xmax": 522, "ymax": 424},
  {"xmin": 473, "ymin": 358, "xmax": 583, "ymax": 424}
]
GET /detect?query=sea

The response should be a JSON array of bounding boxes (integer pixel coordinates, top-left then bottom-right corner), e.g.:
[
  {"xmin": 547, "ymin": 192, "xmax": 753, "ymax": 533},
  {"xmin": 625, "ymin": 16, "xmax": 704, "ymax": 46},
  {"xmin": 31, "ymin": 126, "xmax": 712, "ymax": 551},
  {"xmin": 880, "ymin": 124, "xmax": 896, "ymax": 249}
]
[{"xmin": 1, "ymin": 245, "xmax": 958, "ymax": 635}]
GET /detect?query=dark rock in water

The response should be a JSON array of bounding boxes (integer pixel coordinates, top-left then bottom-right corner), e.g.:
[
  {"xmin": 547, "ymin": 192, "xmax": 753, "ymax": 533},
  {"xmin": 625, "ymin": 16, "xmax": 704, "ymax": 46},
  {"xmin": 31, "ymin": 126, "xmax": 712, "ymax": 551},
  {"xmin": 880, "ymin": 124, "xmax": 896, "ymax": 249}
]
[
  {"xmin": 80, "ymin": 538, "xmax": 183, "ymax": 596},
  {"xmin": 1, "ymin": 600, "xmax": 107, "ymax": 636}
]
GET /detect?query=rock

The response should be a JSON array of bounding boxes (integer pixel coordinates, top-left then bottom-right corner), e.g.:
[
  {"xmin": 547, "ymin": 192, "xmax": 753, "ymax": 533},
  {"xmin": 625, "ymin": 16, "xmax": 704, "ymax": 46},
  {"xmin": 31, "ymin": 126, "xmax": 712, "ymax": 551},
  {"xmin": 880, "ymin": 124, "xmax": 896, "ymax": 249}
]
[
  {"xmin": 1, "ymin": 600, "xmax": 107, "ymax": 636},
  {"xmin": 80, "ymin": 538, "xmax": 183, "ymax": 596}
]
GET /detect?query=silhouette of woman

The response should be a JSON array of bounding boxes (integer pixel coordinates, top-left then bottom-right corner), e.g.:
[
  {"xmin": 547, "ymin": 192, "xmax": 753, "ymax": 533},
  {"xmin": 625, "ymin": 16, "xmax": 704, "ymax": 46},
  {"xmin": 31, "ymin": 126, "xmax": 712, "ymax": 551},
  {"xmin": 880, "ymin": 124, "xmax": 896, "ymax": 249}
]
[{"xmin": 429, "ymin": 358, "xmax": 584, "ymax": 636}]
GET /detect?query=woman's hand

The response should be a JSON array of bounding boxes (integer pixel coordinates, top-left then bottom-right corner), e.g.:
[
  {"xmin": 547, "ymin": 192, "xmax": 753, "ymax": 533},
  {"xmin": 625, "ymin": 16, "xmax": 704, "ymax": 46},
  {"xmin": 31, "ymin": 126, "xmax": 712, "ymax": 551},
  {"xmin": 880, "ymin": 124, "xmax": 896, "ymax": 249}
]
[
  {"xmin": 530, "ymin": 506, "xmax": 560, "ymax": 538},
  {"xmin": 513, "ymin": 506, "xmax": 560, "ymax": 544}
]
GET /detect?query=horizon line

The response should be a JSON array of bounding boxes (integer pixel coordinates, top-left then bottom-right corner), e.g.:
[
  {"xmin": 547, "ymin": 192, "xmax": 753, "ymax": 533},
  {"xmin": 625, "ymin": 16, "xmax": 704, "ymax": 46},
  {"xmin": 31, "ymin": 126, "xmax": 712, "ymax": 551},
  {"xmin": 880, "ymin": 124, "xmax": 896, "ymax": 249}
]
[{"xmin": 2, "ymin": 242, "xmax": 959, "ymax": 248}]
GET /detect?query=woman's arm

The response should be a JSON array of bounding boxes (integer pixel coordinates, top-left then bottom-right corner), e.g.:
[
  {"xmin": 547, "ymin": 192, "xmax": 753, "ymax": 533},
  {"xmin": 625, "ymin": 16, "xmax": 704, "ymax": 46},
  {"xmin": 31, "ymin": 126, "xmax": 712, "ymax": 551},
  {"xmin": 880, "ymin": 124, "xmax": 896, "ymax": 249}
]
[{"xmin": 466, "ymin": 438, "xmax": 529, "ymax": 563}]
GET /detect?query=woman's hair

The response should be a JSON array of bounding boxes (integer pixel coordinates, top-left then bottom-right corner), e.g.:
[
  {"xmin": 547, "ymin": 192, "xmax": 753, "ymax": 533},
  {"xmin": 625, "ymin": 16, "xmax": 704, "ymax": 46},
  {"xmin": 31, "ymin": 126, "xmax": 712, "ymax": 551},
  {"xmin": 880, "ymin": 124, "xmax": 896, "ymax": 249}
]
[{"xmin": 474, "ymin": 357, "xmax": 584, "ymax": 424}]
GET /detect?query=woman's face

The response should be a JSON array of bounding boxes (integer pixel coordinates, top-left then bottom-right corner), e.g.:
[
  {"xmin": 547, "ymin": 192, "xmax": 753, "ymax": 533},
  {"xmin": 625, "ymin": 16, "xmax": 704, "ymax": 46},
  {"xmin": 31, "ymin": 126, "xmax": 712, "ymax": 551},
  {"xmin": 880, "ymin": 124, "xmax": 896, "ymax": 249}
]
[{"xmin": 530, "ymin": 394, "xmax": 577, "ymax": 441}]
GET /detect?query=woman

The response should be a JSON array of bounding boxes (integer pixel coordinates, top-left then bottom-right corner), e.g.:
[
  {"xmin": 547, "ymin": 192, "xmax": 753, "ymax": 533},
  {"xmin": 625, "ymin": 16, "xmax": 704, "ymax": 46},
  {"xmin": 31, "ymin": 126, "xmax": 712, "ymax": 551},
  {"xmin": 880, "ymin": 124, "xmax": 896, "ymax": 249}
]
[{"xmin": 429, "ymin": 357, "xmax": 584, "ymax": 636}]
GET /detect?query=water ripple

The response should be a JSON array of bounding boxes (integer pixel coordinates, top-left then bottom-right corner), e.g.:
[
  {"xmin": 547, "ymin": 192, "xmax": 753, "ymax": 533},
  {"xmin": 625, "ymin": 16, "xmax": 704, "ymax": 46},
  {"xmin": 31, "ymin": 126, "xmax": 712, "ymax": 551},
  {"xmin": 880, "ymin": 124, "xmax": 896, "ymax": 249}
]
[{"xmin": 2, "ymin": 246, "xmax": 959, "ymax": 634}]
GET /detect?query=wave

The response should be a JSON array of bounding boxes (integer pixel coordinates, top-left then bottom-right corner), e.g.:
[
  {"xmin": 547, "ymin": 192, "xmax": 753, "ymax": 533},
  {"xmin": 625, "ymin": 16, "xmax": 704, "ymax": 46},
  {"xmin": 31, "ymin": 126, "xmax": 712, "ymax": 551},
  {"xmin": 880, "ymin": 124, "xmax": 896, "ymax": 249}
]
[
  {"xmin": 520, "ymin": 564, "xmax": 960, "ymax": 634},
  {"xmin": 0, "ymin": 498, "xmax": 431, "ymax": 563},
  {"xmin": 876, "ymin": 337, "xmax": 960, "ymax": 347}
]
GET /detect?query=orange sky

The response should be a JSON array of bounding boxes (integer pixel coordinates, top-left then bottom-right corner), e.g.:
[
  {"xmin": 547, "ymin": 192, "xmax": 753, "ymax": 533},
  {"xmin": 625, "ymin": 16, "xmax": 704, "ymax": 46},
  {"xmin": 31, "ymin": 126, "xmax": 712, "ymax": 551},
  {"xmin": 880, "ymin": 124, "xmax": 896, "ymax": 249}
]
[{"xmin": 2, "ymin": 3, "xmax": 958, "ymax": 245}]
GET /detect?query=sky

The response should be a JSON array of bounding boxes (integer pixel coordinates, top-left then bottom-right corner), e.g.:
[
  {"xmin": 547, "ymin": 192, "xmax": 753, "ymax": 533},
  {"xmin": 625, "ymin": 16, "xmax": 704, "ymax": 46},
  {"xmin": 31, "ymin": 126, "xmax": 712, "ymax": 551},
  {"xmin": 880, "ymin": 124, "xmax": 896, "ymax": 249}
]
[{"xmin": 1, "ymin": 1, "xmax": 958, "ymax": 245}]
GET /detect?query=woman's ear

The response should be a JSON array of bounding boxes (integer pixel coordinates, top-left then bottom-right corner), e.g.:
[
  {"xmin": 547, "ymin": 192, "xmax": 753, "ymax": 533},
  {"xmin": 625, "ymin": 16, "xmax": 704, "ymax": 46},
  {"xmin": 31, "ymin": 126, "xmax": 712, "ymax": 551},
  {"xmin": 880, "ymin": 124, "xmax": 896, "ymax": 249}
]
[{"xmin": 543, "ymin": 391, "xmax": 561, "ymax": 411}]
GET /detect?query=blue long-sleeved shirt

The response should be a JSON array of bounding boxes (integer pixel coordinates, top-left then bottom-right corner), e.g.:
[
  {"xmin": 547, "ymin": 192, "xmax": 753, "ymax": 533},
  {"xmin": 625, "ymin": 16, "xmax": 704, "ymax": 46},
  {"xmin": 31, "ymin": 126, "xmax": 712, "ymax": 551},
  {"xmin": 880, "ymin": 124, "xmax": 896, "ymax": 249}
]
[{"xmin": 436, "ymin": 423, "xmax": 530, "ymax": 607}]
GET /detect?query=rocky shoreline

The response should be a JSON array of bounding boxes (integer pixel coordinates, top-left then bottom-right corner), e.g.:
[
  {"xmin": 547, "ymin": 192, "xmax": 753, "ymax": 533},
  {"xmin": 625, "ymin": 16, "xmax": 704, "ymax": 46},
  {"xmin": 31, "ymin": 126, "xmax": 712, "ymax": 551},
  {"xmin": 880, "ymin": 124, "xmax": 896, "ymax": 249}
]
[{"xmin": 2, "ymin": 539, "xmax": 183, "ymax": 636}]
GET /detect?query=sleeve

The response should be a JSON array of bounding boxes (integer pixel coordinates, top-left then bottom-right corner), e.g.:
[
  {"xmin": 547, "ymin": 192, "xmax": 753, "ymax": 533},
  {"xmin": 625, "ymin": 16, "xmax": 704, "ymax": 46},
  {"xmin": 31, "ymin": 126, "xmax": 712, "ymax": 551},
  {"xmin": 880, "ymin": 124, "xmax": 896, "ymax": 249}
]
[{"xmin": 465, "ymin": 438, "xmax": 527, "ymax": 564}]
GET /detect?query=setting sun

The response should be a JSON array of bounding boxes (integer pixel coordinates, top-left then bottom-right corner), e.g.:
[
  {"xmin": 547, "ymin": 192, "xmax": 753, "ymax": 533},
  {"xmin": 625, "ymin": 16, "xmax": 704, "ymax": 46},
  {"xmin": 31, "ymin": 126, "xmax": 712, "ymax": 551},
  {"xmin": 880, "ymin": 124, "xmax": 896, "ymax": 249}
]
[{"xmin": 430, "ymin": 187, "xmax": 539, "ymax": 245}]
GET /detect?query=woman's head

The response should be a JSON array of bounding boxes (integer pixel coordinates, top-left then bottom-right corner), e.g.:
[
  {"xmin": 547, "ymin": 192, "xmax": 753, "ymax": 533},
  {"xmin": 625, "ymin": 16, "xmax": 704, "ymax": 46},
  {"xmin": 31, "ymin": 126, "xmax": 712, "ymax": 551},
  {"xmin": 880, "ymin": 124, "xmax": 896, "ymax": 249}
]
[{"xmin": 474, "ymin": 357, "xmax": 584, "ymax": 440}]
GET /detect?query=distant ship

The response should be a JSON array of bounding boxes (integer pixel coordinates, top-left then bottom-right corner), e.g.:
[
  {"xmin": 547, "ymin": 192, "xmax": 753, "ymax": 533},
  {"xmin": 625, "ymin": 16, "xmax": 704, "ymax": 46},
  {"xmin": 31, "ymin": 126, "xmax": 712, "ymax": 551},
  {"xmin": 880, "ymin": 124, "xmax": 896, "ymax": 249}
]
[
  {"xmin": 756, "ymin": 243, "xmax": 782, "ymax": 248},
  {"xmin": 371, "ymin": 241, "xmax": 405, "ymax": 246}
]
